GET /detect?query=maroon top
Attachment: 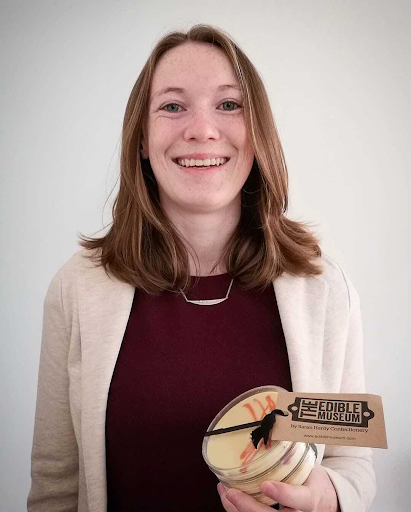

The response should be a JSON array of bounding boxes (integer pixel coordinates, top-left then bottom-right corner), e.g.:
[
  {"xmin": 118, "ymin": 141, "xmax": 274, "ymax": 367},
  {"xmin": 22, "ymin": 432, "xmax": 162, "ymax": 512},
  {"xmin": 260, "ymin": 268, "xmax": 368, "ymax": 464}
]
[{"xmin": 105, "ymin": 273, "xmax": 293, "ymax": 511}]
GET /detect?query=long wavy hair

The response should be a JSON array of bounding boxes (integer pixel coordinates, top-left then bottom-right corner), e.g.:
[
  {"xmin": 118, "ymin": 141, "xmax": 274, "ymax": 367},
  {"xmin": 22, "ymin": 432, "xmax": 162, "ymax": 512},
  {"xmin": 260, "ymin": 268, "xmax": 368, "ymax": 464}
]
[{"xmin": 78, "ymin": 23, "xmax": 323, "ymax": 295}]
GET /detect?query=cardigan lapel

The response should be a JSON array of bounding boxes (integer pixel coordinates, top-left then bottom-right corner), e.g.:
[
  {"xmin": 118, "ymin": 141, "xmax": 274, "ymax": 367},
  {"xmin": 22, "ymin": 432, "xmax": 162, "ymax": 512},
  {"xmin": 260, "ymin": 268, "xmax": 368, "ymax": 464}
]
[
  {"xmin": 77, "ymin": 263, "xmax": 135, "ymax": 512},
  {"xmin": 273, "ymin": 271, "xmax": 329, "ymax": 393},
  {"xmin": 77, "ymin": 264, "xmax": 328, "ymax": 512}
]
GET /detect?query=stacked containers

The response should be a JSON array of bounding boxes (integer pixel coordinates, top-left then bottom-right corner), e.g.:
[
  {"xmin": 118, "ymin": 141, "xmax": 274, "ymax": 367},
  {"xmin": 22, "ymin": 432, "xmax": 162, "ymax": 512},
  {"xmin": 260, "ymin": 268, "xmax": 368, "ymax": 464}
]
[{"xmin": 202, "ymin": 385, "xmax": 317, "ymax": 506}]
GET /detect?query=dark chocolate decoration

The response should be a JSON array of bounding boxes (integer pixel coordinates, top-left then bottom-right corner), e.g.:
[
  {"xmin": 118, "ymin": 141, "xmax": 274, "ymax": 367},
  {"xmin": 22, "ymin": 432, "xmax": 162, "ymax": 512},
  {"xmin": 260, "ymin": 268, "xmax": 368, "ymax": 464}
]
[
  {"xmin": 204, "ymin": 420, "xmax": 262, "ymax": 437},
  {"xmin": 205, "ymin": 409, "xmax": 288, "ymax": 451},
  {"xmin": 251, "ymin": 409, "xmax": 288, "ymax": 448}
]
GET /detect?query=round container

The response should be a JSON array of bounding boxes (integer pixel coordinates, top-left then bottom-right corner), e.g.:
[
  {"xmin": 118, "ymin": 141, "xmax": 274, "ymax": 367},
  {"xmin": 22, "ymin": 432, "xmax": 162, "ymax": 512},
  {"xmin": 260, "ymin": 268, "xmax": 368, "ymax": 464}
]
[{"xmin": 202, "ymin": 385, "xmax": 317, "ymax": 506}]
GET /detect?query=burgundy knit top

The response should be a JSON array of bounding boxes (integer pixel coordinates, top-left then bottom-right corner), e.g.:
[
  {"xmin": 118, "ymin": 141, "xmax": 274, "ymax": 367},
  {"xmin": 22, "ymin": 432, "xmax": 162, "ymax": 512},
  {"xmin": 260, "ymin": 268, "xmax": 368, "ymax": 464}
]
[{"xmin": 105, "ymin": 273, "xmax": 293, "ymax": 511}]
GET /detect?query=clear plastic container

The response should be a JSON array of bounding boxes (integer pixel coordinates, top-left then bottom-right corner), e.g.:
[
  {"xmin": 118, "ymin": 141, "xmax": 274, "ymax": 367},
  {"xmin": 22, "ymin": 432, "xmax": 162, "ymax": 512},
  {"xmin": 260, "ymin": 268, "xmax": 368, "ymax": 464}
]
[{"xmin": 202, "ymin": 385, "xmax": 317, "ymax": 506}]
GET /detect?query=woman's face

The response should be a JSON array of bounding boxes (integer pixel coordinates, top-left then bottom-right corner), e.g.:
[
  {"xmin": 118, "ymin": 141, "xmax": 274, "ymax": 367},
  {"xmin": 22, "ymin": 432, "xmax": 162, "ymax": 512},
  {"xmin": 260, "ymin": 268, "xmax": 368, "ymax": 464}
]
[{"xmin": 142, "ymin": 42, "xmax": 255, "ymax": 215}]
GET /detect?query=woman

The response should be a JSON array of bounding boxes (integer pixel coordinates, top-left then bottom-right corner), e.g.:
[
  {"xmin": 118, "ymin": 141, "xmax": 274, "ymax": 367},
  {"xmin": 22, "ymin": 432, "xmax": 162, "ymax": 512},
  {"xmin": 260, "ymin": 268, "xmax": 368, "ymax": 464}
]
[{"xmin": 27, "ymin": 24, "xmax": 376, "ymax": 512}]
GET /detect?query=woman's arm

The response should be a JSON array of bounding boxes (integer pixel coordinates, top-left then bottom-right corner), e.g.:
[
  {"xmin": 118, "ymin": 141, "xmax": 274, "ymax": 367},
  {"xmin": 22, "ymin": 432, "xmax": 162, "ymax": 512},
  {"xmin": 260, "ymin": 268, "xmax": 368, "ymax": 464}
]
[
  {"xmin": 320, "ymin": 265, "xmax": 377, "ymax": 511},
  {"xmin": 27, "ymin": 268, "xmax": 79, "ymax": 511}
]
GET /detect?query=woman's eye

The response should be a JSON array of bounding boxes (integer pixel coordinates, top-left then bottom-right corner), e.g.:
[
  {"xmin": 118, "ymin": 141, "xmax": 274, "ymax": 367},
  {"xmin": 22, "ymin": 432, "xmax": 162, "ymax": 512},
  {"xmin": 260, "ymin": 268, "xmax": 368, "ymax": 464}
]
[
  {"xmin": 163, "ymin": 103, "xmax": 182, "ymax": 113},
  {"xmin": 161, "ymin": 101, "xmax": 241, "ymax": 113},
  {"xmin": 220, "ymin": 101, "xmax": 241, "ymax": 111}
]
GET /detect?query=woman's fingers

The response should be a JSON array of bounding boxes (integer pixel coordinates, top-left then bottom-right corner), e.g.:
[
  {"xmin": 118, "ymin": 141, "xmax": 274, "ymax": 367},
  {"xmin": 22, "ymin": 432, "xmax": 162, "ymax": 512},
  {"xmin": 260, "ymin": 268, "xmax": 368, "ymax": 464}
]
[
  {"xmin": 218, "ymin": 480, "xmax": 313, "ymax": 512},
  {"xmin": 223, "ymin": 487, "xmax": 275, "ymax": 511},
  {"xmin": 217, "ymin": 483, "xmax": 240, "ymax": 512},
  {"xmin": 260, "ymin": 481, "xmax": 314, "ymax": 512}
]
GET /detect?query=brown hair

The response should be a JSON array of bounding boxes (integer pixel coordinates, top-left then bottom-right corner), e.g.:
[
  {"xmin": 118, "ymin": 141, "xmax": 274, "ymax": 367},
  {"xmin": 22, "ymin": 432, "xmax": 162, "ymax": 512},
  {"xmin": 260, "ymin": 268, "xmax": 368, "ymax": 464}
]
[{"xmin": 78, "ymin": 23, "xmax": 323, "ymax": 295}]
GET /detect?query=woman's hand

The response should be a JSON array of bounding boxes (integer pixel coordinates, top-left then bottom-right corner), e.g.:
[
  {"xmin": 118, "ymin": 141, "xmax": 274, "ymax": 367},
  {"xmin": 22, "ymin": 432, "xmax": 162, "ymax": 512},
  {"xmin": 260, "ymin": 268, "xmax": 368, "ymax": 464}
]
[{"xmin": 217, "ymin": 465, "xmax": 341, "ymax": 512}]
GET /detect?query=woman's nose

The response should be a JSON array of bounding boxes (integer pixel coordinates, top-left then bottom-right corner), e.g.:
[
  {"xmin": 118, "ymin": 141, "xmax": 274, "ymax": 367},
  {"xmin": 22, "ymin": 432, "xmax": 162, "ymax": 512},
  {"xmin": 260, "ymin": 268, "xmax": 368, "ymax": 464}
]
[{"xmin": 183, "ymin": 110, "xmax": 220, "ymax": 142}]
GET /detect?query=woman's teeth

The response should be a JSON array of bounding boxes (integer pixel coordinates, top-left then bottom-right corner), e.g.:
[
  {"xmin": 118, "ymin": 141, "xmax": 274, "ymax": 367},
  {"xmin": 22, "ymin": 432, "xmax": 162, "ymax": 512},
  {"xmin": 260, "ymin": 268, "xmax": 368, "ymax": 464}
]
[{"xmin": 176, "ymin": 157, "xmax": 228, "ymax": 167}]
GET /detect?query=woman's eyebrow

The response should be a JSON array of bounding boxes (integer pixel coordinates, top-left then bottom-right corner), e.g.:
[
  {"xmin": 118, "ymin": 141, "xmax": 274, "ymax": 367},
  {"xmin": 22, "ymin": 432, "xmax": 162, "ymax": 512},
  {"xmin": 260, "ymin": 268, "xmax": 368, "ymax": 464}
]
[{"xmin": 152, "ymin": 84, "xmax": 241, "ymax": 101}]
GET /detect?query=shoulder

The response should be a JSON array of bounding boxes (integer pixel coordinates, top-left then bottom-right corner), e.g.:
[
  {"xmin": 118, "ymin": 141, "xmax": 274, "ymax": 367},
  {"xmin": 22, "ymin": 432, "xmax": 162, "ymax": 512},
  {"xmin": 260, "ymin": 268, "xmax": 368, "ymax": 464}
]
[
  {"xmin": 317, "ymin": 250, "xmax": 359, "ymax": 313},
  {"xmin": 318, "ymin": 251, "xmax": 347, "ymax": 283},
  {"xmin": 45, "ymin": 248, "xmax": 105, "ymax": 303},
  {"xmin": 53, "ymin": 247, "xmax": 103, "ymax": 279}
]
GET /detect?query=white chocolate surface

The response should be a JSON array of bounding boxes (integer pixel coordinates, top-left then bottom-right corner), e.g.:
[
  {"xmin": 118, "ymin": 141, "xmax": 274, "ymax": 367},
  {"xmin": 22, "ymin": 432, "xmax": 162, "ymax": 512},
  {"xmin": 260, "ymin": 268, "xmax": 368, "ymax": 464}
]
[{"xmin": 206, "ymin": 390, "xmax": 281, "ymax": 470}]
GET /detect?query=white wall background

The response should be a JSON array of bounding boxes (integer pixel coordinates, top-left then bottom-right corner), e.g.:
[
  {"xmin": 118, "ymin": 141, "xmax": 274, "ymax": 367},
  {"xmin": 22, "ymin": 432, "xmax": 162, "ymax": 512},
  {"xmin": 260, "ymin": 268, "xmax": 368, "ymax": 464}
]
[{"xmin": 1, "ymin": 0, "xmax": 410, "ymax": 510}]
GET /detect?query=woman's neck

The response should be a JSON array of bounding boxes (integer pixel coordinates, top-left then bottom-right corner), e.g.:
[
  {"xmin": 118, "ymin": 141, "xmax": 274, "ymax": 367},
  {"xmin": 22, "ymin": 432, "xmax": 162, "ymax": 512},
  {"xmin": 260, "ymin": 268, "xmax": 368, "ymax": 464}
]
[{"xmin": 162, "ymin": 199, "xmax": 241, "ymax": 277}]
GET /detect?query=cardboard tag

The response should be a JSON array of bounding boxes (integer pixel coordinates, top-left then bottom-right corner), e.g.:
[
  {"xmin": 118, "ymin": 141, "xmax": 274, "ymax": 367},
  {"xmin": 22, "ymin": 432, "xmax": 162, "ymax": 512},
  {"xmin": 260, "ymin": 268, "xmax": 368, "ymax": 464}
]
[{"xmin": 271, "ymin": 392, "xmax": 387, "ymax": 448}]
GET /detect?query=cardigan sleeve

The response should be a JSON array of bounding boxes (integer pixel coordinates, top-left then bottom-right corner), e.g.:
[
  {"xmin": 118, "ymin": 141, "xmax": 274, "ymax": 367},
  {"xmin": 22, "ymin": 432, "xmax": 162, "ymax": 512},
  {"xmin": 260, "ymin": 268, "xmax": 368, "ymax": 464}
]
[
  {"xmin": 320, "ymin": 264, "xmax": 377, "ymax": 511},
  {"xmin": 27, "ymin": 268, "xmax": 79, "ymax": 511}
]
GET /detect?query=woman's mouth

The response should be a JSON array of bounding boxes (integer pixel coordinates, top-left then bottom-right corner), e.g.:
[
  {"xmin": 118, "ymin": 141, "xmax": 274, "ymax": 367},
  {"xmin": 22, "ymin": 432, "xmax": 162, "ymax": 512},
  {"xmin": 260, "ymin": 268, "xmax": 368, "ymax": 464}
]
[{"xmin": 172, "ymin": 157, "xmax": 230, "ymax": 171}]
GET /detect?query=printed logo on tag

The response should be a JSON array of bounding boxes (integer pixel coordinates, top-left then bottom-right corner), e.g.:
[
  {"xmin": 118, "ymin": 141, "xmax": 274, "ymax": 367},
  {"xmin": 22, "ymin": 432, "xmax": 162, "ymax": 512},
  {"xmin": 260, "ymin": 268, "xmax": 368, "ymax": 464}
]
[{"xmin": 288, "ymin": 398, "xmax": 375, "ymax": 428}]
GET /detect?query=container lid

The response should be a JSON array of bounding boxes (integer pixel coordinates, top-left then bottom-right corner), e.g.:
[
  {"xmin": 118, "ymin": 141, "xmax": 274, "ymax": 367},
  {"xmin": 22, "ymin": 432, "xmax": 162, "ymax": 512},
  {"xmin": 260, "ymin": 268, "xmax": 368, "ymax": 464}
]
[{"xmin": 202, "ymin": 385, "xmax": 292, "ymax": 472}]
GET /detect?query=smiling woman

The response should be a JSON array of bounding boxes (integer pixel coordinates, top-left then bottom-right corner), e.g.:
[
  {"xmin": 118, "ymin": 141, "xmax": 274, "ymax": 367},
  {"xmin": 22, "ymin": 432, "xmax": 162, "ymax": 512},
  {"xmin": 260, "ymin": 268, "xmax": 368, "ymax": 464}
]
[
  {"xmin": 28, "ymin": 23, "xmax": 376, "ymax": 512},
  {"xmin": 75, "ymin": 24, "xmax": 324, "ymax": 290}
]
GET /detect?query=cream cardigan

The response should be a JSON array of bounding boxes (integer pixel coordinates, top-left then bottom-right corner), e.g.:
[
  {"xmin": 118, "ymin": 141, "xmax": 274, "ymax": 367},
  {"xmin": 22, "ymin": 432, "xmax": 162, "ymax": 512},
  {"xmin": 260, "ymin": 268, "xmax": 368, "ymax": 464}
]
[{"xmin": 27, "ymin": 249, "xmax": 376, "ymax": 511}]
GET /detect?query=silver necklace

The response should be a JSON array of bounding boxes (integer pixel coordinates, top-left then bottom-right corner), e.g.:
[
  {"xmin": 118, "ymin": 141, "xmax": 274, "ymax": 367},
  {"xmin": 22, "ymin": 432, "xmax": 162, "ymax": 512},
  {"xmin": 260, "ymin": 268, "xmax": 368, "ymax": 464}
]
[{"xmin": 180, "ymin": 278, "xmax": 234, "ymax": 306}]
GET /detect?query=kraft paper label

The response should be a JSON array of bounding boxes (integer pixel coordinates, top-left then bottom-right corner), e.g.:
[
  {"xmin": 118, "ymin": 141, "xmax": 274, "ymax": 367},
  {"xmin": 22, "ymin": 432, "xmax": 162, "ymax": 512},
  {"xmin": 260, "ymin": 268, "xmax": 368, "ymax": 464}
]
[{"xmin": 271, "ymin": 392, "xmax": 387, "ymax": 448}]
